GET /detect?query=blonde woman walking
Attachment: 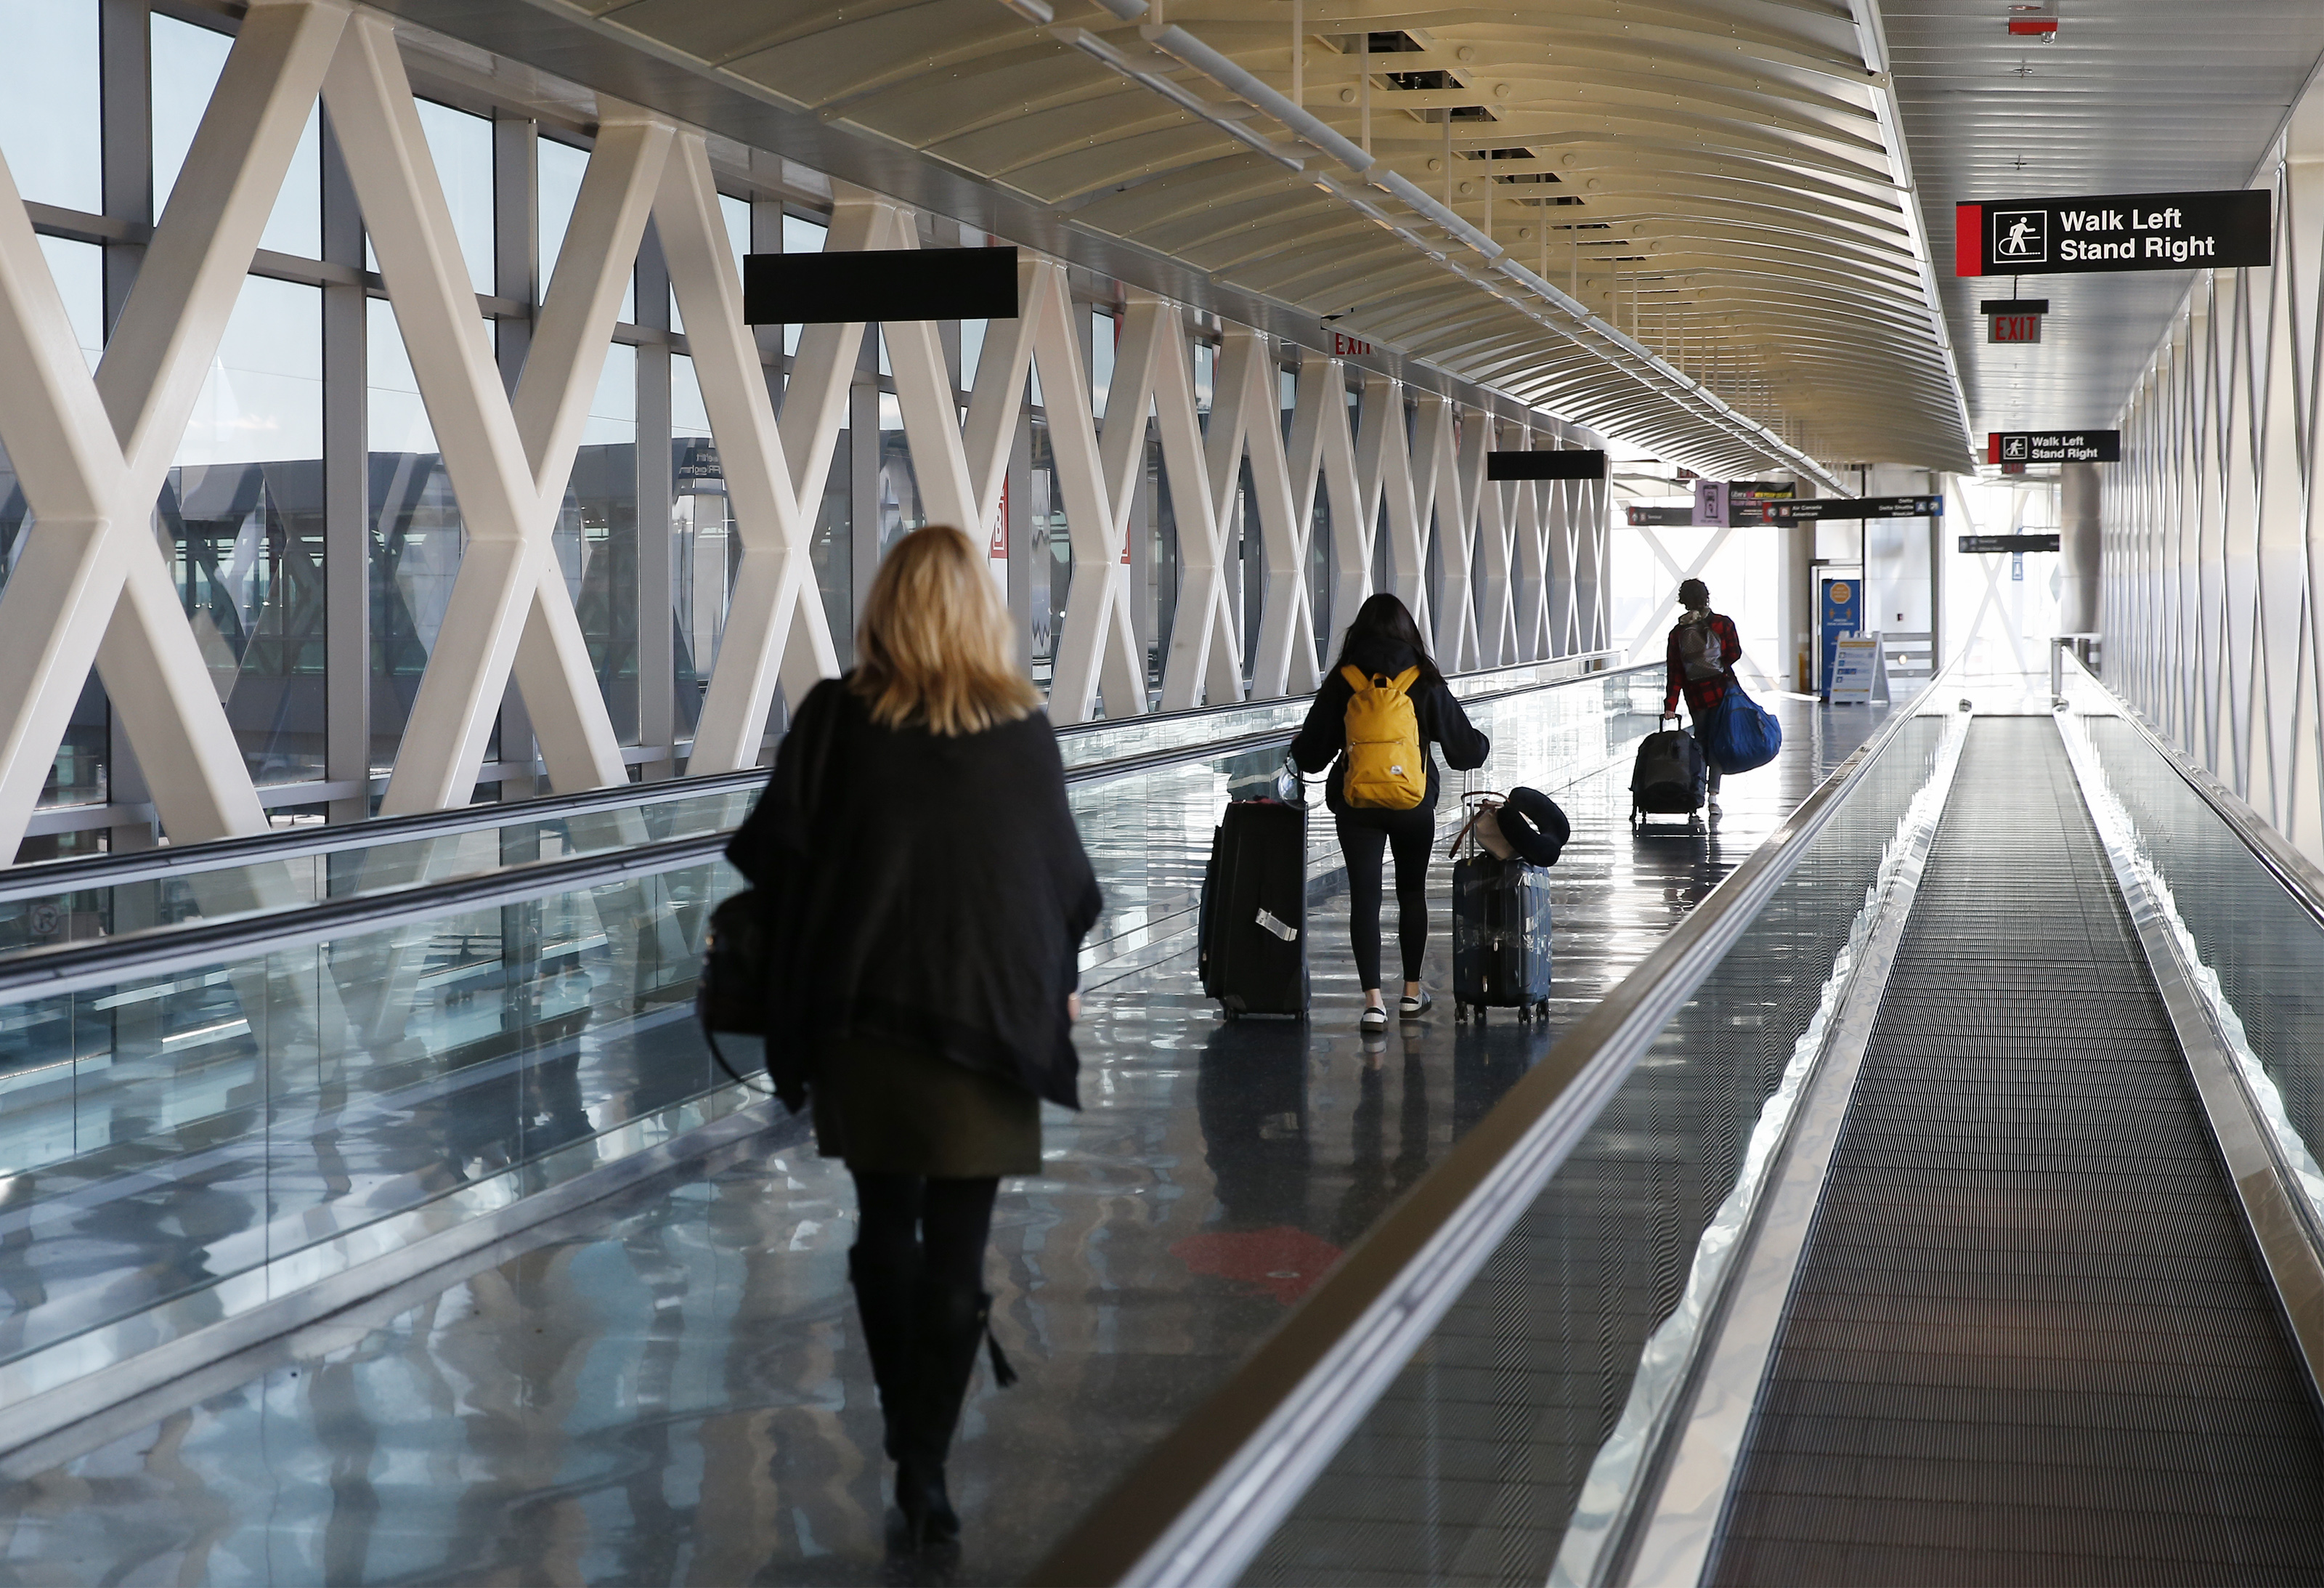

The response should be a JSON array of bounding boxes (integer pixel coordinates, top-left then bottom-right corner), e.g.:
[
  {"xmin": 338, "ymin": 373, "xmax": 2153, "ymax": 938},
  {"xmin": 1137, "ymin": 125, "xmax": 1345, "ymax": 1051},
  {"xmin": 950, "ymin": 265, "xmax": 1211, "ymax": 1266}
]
[{"xmin": 727, "ymin": 525, "xmax": 1102, "ymax": 1552}]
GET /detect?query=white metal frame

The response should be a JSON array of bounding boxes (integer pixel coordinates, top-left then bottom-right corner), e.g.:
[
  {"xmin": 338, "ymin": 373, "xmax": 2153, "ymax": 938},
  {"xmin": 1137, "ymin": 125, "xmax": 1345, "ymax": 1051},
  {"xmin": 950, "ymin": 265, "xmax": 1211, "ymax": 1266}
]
[
  {"xmin": 2108, "ymin": 116, "xmax": 2324, "ymax": 858},
  {"xmin": 0, "ymin": 0, "xmax": 1619, "ymax": 861}
]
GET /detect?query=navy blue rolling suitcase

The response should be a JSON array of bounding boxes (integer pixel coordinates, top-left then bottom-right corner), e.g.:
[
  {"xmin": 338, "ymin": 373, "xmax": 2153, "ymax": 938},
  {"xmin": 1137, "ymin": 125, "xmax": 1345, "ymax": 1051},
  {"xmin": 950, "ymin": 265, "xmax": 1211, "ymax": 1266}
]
[{"xmin": 1451, "ymin": 854, "xmax": 1553, "ymax": 1025}]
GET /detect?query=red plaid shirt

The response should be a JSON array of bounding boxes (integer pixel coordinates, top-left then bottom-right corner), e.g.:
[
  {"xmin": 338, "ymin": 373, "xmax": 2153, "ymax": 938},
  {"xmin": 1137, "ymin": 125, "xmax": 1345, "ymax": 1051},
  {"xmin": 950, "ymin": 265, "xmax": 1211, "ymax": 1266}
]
[{"xmin": 1665, "ymin": 612, "xmax": 1742, "ymax": 718}]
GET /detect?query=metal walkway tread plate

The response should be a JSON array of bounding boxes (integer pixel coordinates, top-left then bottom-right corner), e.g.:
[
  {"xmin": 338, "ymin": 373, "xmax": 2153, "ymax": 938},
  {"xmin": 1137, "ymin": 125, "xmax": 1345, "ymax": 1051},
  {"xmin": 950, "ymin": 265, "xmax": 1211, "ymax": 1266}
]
[{"xmin": 1708, "ymin": 717, "xmax": 2324, "ymax": 1586}]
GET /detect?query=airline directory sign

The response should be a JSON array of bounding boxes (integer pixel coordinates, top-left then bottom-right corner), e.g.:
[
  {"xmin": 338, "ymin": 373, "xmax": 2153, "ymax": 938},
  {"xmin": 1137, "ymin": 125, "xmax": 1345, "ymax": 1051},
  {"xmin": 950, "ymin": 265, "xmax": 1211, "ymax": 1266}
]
[{"xmin": 1955, "ymin": 190, "xmax": 2271, "ymax": 276}]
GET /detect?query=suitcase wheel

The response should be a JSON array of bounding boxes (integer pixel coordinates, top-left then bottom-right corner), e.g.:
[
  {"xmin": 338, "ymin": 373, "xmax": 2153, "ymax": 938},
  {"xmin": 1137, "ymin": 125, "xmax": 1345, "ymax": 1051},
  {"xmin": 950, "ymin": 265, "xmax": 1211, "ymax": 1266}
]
[{"xmin": 1475, "ymin": 1005, "xmax": 1487, "ymax": 1026}]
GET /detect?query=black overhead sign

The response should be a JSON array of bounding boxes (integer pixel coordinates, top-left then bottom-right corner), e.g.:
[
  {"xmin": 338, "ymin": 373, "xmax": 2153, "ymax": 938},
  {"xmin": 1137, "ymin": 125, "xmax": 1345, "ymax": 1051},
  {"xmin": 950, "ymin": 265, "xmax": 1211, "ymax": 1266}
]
[
  {"xmin": 1955, "ymin": 190, "xmax": 2271, "ymax": 277},
  {"xmin": 1624, "ymin": 505, "xmax": 1695, "ymax": 527},
  {"xmin": 1960, "ymin": 534, "xmax": 2061, "ymax": 554},
  {"xmin": 1768, "ymin": 495, "xmax": 1944, "ymax": 524},
  {"xmin": 1487, "ymin": 450, "xmax": 1606, "ymax": 482},
  {"xmin": 744, "ymin": 247, "xmax": 1020, "ymax": 325},
  {"xmin": 1988, "ymin": 430, "xmax": 2120, "ymax": 464}
]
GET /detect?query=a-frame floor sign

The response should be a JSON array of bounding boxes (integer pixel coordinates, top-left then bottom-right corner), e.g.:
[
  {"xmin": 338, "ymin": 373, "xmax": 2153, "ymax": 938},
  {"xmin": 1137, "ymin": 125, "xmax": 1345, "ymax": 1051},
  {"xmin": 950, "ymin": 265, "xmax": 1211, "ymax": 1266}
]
[{"xmin": 1828, "ymin": 634, "xmax": 1890, "ymax": 704}]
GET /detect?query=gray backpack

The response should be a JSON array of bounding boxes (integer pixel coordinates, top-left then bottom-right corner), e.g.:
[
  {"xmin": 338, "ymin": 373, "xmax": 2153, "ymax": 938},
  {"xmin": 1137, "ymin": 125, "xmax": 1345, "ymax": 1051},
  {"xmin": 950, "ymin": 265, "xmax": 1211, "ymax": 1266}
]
[{"xmin": 1678, "ymin": 616, "xmax": 1726, "ymax": 682}]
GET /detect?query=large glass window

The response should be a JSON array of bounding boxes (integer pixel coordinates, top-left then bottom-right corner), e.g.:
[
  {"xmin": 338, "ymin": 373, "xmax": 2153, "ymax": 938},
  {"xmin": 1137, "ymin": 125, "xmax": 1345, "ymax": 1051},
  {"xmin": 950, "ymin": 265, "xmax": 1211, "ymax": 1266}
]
[
  {"xmin": 562, "ymin": 344, "xmax": 639, "ymax": 741},
  {"xmin": 1091, "ymin": 310, "xmax": 1114, "ymax": 420},
  {"xmin": 361, "ymin": 100, "xmax": 492, "ymax": 291},
  {"xmin": 153, "ymin": 12, "xmax": 320, "ymax": 258},
  {"xmin": 423, "ymin": 101, "xmax": 494, "ymax": 294},
  {"xmin": 670, "ymin": 354, "xmax": 729, "ymax": 730},
  {"xmin": 367, "ymin": 299, "xmax": 460, "ymax": 771},
  {"xmin": 0, "ymin": 237, "xmax": 105, "ymax": 822},
  {"xmin": 162, "ymin": 275, "xmax": 326, "ymax": 786},
  {"xmin": 670, "ymin": 193, "xmax": 749, "ymax": 335},
  {"xmin": 1028, "ymin": 420, "xmax": 1070, "ymax": 687},
  {"xmin": 814, "ymin": 429, "xmax": 853, "ymax": 672},
  {"xmin": 0, "ymin": 0, "xmax": 99, "ymax": 214},
  {"xmin": 538, "ymin": 135, "xmax": 635, "ymax": 323},
  {"xmin": 780, "ymin": 212, "xmax": 824, "ymax": 357},
  {"xmin": 876, "ymin": 391, "xmax": 922, "ymax": 557}
]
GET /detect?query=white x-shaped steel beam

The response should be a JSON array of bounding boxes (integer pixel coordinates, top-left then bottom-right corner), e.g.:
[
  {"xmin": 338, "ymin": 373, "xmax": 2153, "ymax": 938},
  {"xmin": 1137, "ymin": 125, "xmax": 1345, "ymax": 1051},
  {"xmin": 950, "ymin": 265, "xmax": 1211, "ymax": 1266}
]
[{"xmin": 0, "ymin": 0, "xmax": 354, "ymax": 859}]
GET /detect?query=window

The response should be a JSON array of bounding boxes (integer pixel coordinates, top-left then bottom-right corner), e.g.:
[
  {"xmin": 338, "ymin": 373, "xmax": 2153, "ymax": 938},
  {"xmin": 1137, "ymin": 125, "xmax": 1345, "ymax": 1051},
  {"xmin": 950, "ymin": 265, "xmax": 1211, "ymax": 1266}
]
[
  {"xmin": 670, "ymin": 193, "xmax": 749, "ymax": 335},
  {"xmin": 780, "ymin": 211, "xmax": 824, "ymax": 357},
  {"xmin": 153, "ymin": 12, "xmax": 320, "ymax": 258},
  {"xmin": 165, "ymin": 275, "xmax": 326, "ymax": 785},
  {"xmin": 539, "ymin": 135, "xmax": 635, "ymax": 323},
  {"xmin": 0, "ymin": 0, "xmax": 99, "ymax": 214}
]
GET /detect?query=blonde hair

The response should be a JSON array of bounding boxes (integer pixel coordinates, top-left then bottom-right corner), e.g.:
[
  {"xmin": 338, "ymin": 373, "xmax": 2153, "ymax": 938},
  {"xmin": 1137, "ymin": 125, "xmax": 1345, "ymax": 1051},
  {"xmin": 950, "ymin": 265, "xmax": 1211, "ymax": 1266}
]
[{"xmin": 851, "ymin": 525, "xmax": 1041, "ymax": 737}]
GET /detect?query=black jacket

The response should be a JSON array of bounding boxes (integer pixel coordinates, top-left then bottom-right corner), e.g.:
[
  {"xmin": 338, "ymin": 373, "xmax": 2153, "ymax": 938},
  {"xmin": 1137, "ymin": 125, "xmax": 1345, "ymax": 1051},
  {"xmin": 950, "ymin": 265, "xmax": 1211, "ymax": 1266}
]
[
  {"xmin": 726, "ymin": 678, "xmax": 1104, "ymax": 1109},
  {"xmin": 1289, "ymin": 639, "xmax": 1491, "ymax": 814}
]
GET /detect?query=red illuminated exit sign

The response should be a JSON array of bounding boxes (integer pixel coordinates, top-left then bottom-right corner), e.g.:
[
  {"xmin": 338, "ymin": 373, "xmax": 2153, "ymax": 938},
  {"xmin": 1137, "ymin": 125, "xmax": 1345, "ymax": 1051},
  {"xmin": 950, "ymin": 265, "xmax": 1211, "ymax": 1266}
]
[{"xmin": 1987, "ymin": 312, "xmax": 2042, "ymax": 344}]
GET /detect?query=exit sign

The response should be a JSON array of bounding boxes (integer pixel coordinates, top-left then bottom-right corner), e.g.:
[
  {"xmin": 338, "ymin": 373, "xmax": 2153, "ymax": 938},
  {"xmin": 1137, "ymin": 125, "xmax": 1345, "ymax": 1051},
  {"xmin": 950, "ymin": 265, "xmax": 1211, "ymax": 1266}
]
[{"xmin": 1987, "ymin": 312, "xmax": 2042, "ymax": 344}]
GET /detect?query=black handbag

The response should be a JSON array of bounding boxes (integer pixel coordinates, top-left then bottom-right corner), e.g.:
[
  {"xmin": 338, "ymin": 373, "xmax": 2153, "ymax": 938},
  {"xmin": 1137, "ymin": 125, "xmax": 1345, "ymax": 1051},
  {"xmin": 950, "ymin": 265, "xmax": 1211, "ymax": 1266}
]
[
  {"xmin": 696, "ymin": 889, "xmax": 790, "ymax": 1101},
  {"xmin": 695, "ymin": 689, "xmax": 848, "ymax": 1114}
]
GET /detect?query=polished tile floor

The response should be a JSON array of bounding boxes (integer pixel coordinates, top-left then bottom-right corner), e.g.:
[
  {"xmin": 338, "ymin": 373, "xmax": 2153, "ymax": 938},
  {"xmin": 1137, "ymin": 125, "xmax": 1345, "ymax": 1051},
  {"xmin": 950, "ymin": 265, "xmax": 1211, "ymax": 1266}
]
[{"xmin": 0, "ymin": 688, "xmax": 1897, "ymax": 1587}]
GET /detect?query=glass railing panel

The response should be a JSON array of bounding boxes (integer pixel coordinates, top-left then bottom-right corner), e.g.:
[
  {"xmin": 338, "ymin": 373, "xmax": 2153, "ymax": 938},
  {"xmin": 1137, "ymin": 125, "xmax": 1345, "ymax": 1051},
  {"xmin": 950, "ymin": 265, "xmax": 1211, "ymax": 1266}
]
[
  {"xmin": 0, "ymin": 854, "xmax": 740, "ymax": 1379},
  {"xmin": 0, "ymin": 790, "xmax": 759, "ymax": 960},
  {"xmin": 2063, "ymin": 689, "xmax": 2324, "ymax": 1220},
  {"xmin": 0, "ymin": 665, "xmax": 1625, "ymax": 953},
  {"xmin": 1052, "ymin": 655, "xmax": 1628, "ymax": 771},
  {"xmin": 1235, "ymin": 710, "xmax": 1951, "ymax": 1587}
]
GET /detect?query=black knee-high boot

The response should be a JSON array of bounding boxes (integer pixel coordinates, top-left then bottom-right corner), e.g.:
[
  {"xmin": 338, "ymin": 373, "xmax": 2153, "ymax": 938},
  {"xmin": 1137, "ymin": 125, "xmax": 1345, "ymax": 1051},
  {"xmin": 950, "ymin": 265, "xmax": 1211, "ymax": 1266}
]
[
  {"xmin": 848, "ymin": 1243, "xmax": 919, "ymax": 1461},
  {"xmin": 895, "ymin": 1276, "xmax": 1002, "ymax": 1547}
]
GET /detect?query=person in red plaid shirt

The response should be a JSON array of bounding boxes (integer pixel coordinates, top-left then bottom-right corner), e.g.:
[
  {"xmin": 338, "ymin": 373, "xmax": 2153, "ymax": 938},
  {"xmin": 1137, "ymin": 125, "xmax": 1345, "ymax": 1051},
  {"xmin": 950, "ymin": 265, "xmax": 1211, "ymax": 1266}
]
[{"xmin": 1663, "ymin": 578, "xmax": 1745, "ymax": 811}]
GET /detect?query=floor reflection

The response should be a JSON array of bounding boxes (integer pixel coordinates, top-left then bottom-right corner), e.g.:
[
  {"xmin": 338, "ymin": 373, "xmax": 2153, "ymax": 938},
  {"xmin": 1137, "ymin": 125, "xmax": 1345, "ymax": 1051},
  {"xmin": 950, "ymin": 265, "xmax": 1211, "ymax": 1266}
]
[{"xmin": 0, "ymin": 689, "xmax": 1899, "ymax": 1586}]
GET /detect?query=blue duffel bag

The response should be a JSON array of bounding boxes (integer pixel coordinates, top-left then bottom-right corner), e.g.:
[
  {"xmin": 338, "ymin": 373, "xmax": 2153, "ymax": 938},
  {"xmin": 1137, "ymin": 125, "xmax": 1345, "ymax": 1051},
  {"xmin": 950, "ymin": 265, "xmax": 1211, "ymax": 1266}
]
[{"xmin": 1706, "ymin": 688, "xmax": 1782, "ymax": 774}]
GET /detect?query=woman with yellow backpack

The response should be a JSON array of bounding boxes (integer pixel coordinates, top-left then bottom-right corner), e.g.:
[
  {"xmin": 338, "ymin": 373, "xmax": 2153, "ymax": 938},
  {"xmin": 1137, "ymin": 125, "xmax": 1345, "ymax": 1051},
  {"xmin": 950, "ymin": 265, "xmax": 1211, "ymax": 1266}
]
[{"xmin": 1291, "ymin": 594, "xmax": 1492, "ymax": 1031}]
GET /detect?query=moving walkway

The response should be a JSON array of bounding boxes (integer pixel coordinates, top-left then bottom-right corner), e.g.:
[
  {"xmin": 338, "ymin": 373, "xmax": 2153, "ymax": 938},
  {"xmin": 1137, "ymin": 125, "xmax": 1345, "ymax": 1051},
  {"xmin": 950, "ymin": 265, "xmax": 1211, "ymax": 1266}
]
[{"xmin": 1044, "ymin": 665, "xmax": 2324, "ymax": 1586}]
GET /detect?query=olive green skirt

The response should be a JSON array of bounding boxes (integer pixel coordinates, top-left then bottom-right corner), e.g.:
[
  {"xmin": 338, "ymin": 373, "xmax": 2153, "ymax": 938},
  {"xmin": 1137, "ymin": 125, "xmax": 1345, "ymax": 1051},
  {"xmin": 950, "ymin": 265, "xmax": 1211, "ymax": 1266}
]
[{"xmin": 812, "ymin": 1034, "xmax": 1042, "ymax": 1178}]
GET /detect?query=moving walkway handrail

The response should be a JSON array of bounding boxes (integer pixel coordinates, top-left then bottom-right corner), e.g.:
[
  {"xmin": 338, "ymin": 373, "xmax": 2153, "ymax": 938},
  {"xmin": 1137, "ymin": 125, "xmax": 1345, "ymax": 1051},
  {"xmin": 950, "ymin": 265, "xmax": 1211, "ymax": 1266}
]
[
  {"xmin": 0, "ymin": 653, "xmax": 1628, "ymax": 904},
  {"xmin": 0, "ymin": 831, "xmax": 736, "ymax": 1005},
  {"xmin": 2063, "ymin": 651, "xmax": 2324, "ymax": 933},
  {"xmin": 1032, "ymin": 668, "xmax": 1956, "ymax": 1588},
  {"xmin": 0, "ymin": 660, "xmax": 1653, "ymax": 1005},
  {"xmin": 0, "ymin": 767, "xmax": 770, "ymax": 906}
]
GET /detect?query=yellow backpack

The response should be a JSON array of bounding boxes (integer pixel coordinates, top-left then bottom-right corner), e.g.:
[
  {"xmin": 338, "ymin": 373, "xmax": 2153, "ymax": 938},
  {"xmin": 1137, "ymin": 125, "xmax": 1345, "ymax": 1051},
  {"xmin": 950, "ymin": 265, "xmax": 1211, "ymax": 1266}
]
[{"xmin": 1340, "ymin": 665, "xmax": 1428, "ymax": 809}]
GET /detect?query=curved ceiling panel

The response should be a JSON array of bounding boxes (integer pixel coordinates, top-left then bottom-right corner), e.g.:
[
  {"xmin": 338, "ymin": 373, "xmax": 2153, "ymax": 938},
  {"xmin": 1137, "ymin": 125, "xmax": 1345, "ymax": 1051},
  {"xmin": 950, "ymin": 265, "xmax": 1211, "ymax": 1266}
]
[{"xmin": 519, "ymin": 0, "xmax": 1980, "ymax": 475}]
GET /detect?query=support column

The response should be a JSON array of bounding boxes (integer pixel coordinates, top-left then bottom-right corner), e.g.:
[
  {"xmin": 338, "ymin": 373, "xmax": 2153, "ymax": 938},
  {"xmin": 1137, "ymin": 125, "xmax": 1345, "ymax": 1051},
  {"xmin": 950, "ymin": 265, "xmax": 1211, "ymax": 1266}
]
[
  {"xmin": 492, "ymin": 110, "xmax": 539, "ymax": 798},
  {"xmin": 322, "ymin": 111, "xmax": 370, "ymax": 822},
  {"xmin": 1779, "ymin": 519, "xmax": 1815, "ymax": 692},
  {"xmin": 635, "ymin": 221, "xmax": 674, "ymax": 777},
  {"xmin": 99, "ymin": 0, "xmax": 153, "ymax": 851},
  {"xmin": 2060, "ymin": 461, "xmax": 2101, "ymax": 639}
]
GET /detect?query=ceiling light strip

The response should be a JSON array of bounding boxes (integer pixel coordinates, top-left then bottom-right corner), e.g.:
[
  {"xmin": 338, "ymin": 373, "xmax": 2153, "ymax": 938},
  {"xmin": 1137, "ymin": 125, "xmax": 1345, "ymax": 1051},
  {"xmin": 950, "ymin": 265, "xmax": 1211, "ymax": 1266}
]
[
  {"xmin": 1039, "ymin": 6, "xmax": 1844, "ymax": 490},
  {"xmin": 1845, "ymin": 0, "xmax": 1974, "ymax": 462},
  {"xmin": 1054, "ymin": 28, "xmax": 1305, "ymax": 172}
]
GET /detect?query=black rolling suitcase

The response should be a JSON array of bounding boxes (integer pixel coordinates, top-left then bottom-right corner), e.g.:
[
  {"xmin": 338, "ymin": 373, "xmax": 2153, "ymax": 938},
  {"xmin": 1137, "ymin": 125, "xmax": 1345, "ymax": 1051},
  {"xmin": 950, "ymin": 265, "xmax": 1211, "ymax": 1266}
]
[
  {"xmin": 1447, "ymin": 797, "xmax": 1553, "ymax": 1024},
  {"xmin": 1199, "ymin": 797, "xmax": 1309, "ymax": 1018},
  {"xmin": 1630, "ymin": 719, "xmax": 1707, "ymax": 825}
]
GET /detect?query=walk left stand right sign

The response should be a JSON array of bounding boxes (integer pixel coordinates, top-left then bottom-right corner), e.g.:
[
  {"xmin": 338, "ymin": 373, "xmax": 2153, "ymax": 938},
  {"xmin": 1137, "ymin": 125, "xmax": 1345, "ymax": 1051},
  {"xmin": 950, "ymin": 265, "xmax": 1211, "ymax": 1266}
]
[{"xmin": 1956, "ymin": 190, "xmax": 2271, "ymax": 276}]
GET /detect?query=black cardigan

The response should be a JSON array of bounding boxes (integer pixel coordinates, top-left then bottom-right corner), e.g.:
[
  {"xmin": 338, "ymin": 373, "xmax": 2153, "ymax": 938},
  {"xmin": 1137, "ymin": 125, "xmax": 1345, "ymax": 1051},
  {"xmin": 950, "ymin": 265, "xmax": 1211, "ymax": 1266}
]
[
  {"xmin": 726, "ymin": 678, "xmax": 1104, "ymax": 1109},
  {"xmin": 1289, "ymin": 639, "xmax": 1491, "ymax": 814}
]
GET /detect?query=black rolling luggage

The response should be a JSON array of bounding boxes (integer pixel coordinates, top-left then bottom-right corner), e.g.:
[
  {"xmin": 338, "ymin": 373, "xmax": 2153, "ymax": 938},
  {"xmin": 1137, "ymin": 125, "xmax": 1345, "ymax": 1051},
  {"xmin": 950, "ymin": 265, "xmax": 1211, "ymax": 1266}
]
[
  {"xmin": 1630, "ymin": 721, "xmax": 1707, "ymax": 825},
  {"xmin": 1448, "ymin": 796, "xmax": 1553, "ymax": 1024},
  {"xmin": 1199, "ymin": 797, "xmax": 1309, "ymax": 1018}
]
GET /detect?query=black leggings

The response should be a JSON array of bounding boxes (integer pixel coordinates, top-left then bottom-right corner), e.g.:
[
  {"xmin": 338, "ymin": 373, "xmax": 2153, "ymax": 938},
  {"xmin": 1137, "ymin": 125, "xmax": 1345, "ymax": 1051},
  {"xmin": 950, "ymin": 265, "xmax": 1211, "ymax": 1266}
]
[
  {"xmin": 852, "ymin": 1170, "xmax": 999, "ymax": 1290},
  {"xmin": 1336, "ymin": 806, "xmax": 1436, "ymax": 992}
]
